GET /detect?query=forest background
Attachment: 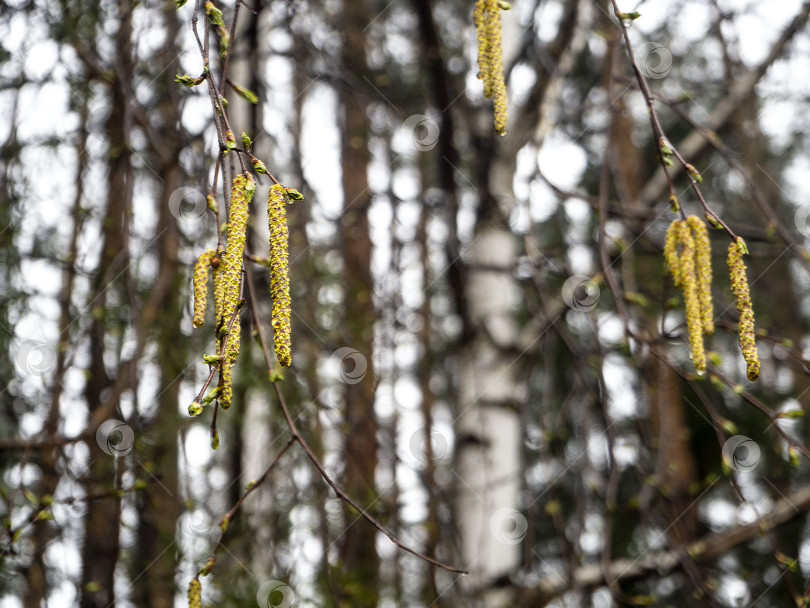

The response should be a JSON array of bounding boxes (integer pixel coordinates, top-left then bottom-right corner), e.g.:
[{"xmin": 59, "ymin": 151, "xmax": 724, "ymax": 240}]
[{"xmin": 4, "ymin": 0, "xmax": 810, "ymax": 607}]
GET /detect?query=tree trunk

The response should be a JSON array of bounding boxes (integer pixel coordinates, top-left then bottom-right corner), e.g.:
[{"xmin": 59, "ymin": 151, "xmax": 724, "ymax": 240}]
[
  {"xmin": 79, "ymin": 5, "xmax": 134, "ymax": 605},
  {"xmin": 335, "ymin": 3, "xmax": 379, "ymax": 604}
]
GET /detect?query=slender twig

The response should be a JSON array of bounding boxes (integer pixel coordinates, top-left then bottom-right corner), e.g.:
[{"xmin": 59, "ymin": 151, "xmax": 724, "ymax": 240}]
[
  {"xmin": 610, "ymin": 1, "xmax": 738, "ymax": 239},
  {"xmin": 529, "ymin": 483, "xmax": 810, "ymax": 603},
  {"xmin": 243, "ymin": 267, "xmax": 467, "ymax": 573},
  {"xmin": 196, "ymin": 438, "xmax": 295, "ymax": 577},
  {"xmin": 182, "ymin": 3, "xmax": 466, "ymax": 578}
]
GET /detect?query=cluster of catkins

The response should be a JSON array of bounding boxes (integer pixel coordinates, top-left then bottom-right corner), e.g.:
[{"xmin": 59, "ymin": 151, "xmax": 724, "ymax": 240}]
[
  {"xmin": 189, "ymin": 172, "xmax": 299, "ymax": 418},
  {"xmin": 664, "ymin": 216, "xmax": 760, "ymax": 381},
  {"xmin": 474, "ymin": 0, "xmax": 509, "ymax": 136}
]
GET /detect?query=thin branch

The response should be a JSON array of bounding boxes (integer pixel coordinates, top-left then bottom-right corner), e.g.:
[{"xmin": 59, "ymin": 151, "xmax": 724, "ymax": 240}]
[{"xmin": 525, "ymin": 484, "xmax": 810, "ymax": 603}]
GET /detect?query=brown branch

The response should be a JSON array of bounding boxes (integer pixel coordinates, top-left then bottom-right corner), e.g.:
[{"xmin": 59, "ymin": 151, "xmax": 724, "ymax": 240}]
[
  {"xmin": 243, "ymin": 263, "xmax": 467, "ymax": 574},
  {"xmin": 523, "ymin": 484, "xmax": 810, "ymax": 604},
  {"xmin": 637, "ymin": 0, "xmax": 810, "ymax": 207},
  {"xmin": 196, "ymin": 438, "xmax": 295, "ymax": 577},
  {"xmin": 648, "ymin": 85, "xmax": 810, "ymax": 275},
  {"xmin": 610, "ymin": 0, "xmax": 737, "ymax": 239}
]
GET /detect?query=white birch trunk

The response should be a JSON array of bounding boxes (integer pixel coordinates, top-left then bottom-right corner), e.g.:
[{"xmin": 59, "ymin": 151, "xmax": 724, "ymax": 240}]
[
  {"xmin": 456, "ymin": 226, "xmax": 523, "ymax": 606},
  {"xmin": 454, "ymin": 6, "xmax": 535, "ymax": 605}
]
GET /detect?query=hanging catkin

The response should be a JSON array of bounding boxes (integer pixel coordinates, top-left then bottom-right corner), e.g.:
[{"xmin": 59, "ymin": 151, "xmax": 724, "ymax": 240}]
[
  {"xmin": 675, "ymin": 220, "xmax": 706, "ymax": 374},
  {"xmin": 474, "ymin": 0, "xmax": 508, "ymax": 135},
  {"xmin": 664, "ymin": 218, "xmax": 710, "ymax": 374},
  {"xmin": 268, "ymin": 183, "xmax": 292, "ymax": 367},
  {"xmin": 192, "ymin": 249, "xmax": 216, "ymax": 328},
  {"xmin": 219, "ymin": 352, "xmax": 233, "ymax": 410},
  {"xmin": 221, "ymin": 172, "xmax": 255, "ymax": 364},
  {"xmin": 212, "ymin": 254, "xmax": 224, "ymax": 353},
  {"xmin": 664, "ymin": 219, "xmax": 682, "ymax": 287},
  {"xmin": 187, "ymin": 578, "xmax": 202, "ymax": 608},
  {"xmin": 728, "ymin": 239, "xmax": 760, "ymax": 381},
  {"xmin": 687, "ymin": 215, "xmax": 714, "ymax": 335}
]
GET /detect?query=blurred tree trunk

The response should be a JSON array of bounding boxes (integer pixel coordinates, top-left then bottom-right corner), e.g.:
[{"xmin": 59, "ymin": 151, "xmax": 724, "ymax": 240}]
[
  {"xmin": 79, "ymin": 3, "xmax": 134, "ymax": 605},
  {"xmin": 455, "ymin": 18, "xmax": 524, "ymax": 608},
  {"xmin": 455, "ymin": 209, "xmax": 522, "ymax": 608},
  {"xmin": 131, "ymin": 172, "xmax": 184, "ymax": 608},
  {"xmin": 129, "ymin": 9, "xmax": 186, "ymax": 607},
  {"xmin": 335, "ymin": 3, "xmax": 379, "ymax": 605},
  {"xmin": 454, "ymin": 3, "xmax": 589, "ymax": 605}
]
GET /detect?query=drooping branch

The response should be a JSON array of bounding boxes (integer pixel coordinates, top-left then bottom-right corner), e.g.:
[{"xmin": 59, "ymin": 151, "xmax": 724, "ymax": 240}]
[{"xmin": 637, "ymin": 0, "xmax": 810, "ymax": 207}]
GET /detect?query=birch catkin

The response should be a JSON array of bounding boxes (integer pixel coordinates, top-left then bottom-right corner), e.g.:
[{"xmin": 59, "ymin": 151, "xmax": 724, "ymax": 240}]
[
  {"xmin": 664, "ymin": 218, "xmax": 715, "ymax": 375},
  {"xmin": 268, "ymin": 184, "xmax": 292, "ymax": 367},
  {"xmin": 473, "ymin": 0, "xmax": 491, "ymax": 96},
  {"xmin": 675, "ymin": 220, "xmax": 706, "ymax": 374},
  {"xmin": 192, "ymin": 249, "xmax": 216, "ymax": 328},
  {"xmin": 664, "ymin": 219, "xmax": 682, "ymax": 287},
  {"xmin": 474, "ymin": 0, "xmax": 508, "ymax": 135},
  {"xmin": 219, "ymin": 353, "xmax": 232, "ymax": 410},
  {"xmin": 187, "ymin": 578, "xmax": 202, "ymax": 608},
  {"xmin": 728, "ymin": 239, "xmax": 760, "ymax": 381},
  {"xmin": 221, "ymin": 172, "xmax": 255, "ymax": 364},
  {"xmin": 212, "ymin": 255, "xmax": 224, "ymax": 353},
  {"xmin": 687, "ymin": 215, "xmax": 714, "ymax": 335}
]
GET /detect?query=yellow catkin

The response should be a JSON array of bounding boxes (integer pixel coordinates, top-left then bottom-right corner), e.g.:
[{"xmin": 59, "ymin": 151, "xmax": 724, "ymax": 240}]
[
  {"xmin": 192, "ymin": 249, "xmax": 216, "ymax": 328},
  {"xmin": 676, "ymin": 221, "xmax": 706, "ymax": 374},
  {"xmin": 687, "ymin": 215, "xmax": 714, "ymax": 335},
  {"xmin": 212, "ymin": 256, "xmax": 224, "ymax": 354},
  {"xmin": 728, "ymin": 240, "xmax": 760, "ymax": 381},
  {"xmin": 268, "ymin": 184, "xmax": 292, "ymax": 367},
  {"xmin": 474, "ymin": 0, "xmax": 508, "ymax": 135},
  {"xmin": 473, "ymin": 0, "xmax": 490, "ymax": 95},
  {"xmin": 664, "ymin": 219, "xmax": 681, "ymax": 287},
  {"xmin": 221, "ymin": 172, "xmax": 255, "ymax": 364},
  {"xmin": 487, "ymin": 0, "xmax": 507, "ymax": 135},
  {"xmin": 220, "ymin": 354, "xmax": 232, "ymax": 410},
  {"xmin": 188, "ymin": 578, "xmax": 202, "ymax": 608}
]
